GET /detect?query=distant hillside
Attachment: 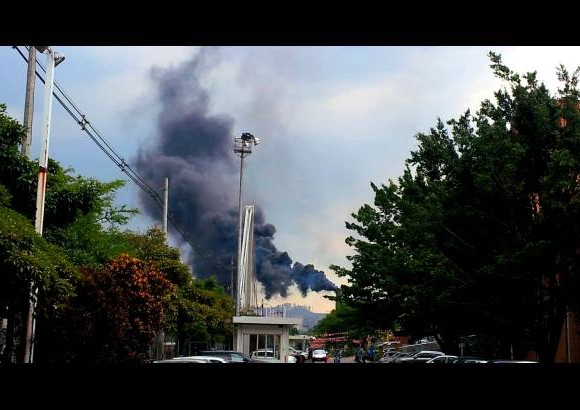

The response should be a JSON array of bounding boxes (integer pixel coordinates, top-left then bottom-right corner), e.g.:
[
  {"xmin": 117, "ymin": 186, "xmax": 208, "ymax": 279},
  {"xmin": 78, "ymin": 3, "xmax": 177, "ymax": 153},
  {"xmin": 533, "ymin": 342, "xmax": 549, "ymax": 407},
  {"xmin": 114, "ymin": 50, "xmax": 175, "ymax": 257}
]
[{"xmin": 273, "ymin": 303, "xmax": 327, "ymax": 330}]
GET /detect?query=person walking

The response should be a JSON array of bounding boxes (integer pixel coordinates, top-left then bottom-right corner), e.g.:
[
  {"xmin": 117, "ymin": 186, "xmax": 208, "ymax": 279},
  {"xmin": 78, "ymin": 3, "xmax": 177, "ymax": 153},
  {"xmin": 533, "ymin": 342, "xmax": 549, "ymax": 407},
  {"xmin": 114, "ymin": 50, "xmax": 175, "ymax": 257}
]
[
  {"xmin": 333, "ymin": 347, "xmax": 342, "ymax": 363},
  {"xmin": 355, "ymin": 347, "xmax": 362, "ymax": 363}
]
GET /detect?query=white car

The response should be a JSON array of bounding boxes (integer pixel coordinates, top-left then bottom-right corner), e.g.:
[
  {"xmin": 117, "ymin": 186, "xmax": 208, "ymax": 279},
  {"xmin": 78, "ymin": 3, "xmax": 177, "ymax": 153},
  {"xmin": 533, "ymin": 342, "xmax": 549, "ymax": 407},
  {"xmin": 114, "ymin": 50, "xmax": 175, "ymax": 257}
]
[
  {"xmin": 288, "ymin": 346, "xmax": 308, "ymax": 361},
  {"xmin": 397, "ymin": 351, "xmax": 445, "ymax": 362},
  {"xmin": 311, "ymin": 349, "xmax": 328, "ymax": 363},
  {"xmin": 251, "ymin": 349, "xmax": 283, "ymax": 363},
  {"xmin": 425, "ymin": 355, "xmax": 458, "ymax": 363},
  {"xmin": 154, "ymin": 356, "xmax": 228, "ymax": 363}
]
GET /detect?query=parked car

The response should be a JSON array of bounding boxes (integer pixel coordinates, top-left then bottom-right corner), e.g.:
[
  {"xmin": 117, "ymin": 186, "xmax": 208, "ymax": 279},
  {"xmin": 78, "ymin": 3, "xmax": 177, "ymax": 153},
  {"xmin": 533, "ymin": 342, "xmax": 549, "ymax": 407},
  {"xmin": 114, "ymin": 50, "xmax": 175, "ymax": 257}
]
[
  {"xmin": 381, "ymin": 351, "xmax": 412, "ymax": 363},
  {"xmin": 289, "ymin": 346, "xmax": 308, "ymax": 362},
  {"xmin": 487, "ymin": 359, "xmax": 538, "ymax": 364},
  {"xmin": 198, "ymin": 350, "xmax": 252, "ymax": 363},
  {"xmin": 397, "ymin": 350, "xmax": 445, "ymax": 363},
  {"xmin": 454, "ymin": 356, "xmax": 487, "ymax": 363},
  {"xmin": 251, "ymin": 349, "xmax": 283, "ymax": 363},
  {"xmin": 311, "ymin": 349, "xmax": 328, "ymax": 363},
  {"xmin": 153, "ymin": 355, "xmax": 228, "ymax": 363},
  {"xmin": 425, "ymin": 355, "xmax": 458, "ymax": 363},
  {"xmin": 379, "ymin": 350, "xmax": 403, "ymax": 363}
]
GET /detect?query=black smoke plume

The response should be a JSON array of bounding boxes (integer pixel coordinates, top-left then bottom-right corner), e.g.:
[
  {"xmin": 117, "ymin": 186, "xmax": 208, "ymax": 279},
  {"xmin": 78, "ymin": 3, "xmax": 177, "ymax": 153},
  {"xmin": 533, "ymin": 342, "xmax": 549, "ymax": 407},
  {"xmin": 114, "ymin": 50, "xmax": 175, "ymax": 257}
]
[{"xmin": 134, "ymin": 48, "xmax": 337, "ymax": 299}]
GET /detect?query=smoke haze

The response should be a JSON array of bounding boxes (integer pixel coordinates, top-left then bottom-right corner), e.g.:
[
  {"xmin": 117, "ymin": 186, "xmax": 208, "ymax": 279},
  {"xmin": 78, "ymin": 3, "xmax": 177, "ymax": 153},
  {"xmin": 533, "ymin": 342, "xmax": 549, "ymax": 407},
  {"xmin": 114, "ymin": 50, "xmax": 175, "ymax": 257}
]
[{"xmin": 135, "ymin": 48, "xmax": 337, "ymax": 299}]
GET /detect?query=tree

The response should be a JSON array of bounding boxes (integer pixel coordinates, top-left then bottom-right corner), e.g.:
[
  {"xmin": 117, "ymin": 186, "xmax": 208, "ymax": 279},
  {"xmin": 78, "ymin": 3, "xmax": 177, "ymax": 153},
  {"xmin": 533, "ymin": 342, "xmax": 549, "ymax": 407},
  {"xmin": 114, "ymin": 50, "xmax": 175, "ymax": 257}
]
[
  {"xmin": 120, "ymin": 227, "xmax": 192, "ymax": 287},
  {"xmin": 333, "ymin": 53, "xmax": 580, "ymax": 362},
  {"xmin": 166, "ymin": 276, "xmax": 234, "ymax": 354},
  {"xmin": 62, "ymin": 254, "xmax": 173, "ymax": 363},
  {"xmin": 0, "ymin": 207, "xmax": 75, "ymax": 363},
  {"xmin": 311, "ymin": 303, "xmax": 363, "ymax": 337},
  {"xmin": 119, "ymin": 227, "xmax": 234, "ymax": 351}
]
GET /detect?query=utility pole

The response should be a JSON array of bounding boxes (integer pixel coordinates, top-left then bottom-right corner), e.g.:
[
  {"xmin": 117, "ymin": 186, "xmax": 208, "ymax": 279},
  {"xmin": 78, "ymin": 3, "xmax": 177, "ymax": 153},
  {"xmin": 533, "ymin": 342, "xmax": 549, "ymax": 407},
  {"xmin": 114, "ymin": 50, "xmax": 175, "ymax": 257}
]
[
  {"xmin": 230, "ymin": 256, "xmax": 235, "ymax": 300},
  {"xmin": 21, "ymin": 46, "xmax": 36, "ymax": 158},
  {"xmin": 155, "ymin": 177, "xmax": 169, "ymax": 360},
  {"xmin": 23, "ymin": 47, "xmax": 63, "ymax": 363},
  {"xmin": 163, "ymin": 177, "xmax": 168, "ymax": 234}
]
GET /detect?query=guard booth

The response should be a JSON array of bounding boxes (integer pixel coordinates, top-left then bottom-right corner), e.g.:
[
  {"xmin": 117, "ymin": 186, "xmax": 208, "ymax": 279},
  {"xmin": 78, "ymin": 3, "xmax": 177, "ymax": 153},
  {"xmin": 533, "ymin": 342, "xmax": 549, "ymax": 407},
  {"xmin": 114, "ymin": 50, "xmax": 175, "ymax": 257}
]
[{"xmin": 233, "ymin": 316, "xmax": 300, "ymax": 362}]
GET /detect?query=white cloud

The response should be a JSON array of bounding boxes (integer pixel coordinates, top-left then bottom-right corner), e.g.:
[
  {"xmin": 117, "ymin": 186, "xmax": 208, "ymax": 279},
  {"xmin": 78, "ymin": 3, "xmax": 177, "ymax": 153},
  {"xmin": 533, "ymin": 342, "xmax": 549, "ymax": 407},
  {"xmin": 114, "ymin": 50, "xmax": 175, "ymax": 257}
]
[{"xmin": 69, "ymin": 46, "xmax": 197, "ymax": 71}]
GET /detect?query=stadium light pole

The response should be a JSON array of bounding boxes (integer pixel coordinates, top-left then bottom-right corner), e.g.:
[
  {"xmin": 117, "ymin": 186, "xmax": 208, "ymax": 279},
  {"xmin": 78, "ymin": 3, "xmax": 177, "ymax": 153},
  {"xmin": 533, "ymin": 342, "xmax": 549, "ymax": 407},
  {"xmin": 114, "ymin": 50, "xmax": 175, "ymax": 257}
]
[
  {"xmin": 22, "ymin": 46, "xmax": 65, "ymax": 363},
  {"xmin": 233, "ymin": 133, "xmax": 260, "ymax": 316}
]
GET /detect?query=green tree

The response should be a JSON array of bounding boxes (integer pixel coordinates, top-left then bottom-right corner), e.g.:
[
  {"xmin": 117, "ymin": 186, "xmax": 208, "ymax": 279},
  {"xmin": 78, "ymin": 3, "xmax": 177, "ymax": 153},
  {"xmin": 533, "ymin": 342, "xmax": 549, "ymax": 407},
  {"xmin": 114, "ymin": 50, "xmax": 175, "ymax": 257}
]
[
  {"xmin": 333, "ymin": 53, "xmax": 580, "ymax": 362},
  {"xmin": 311, "ymin": 303, "xmax": 363, "ymax": 337},
  {"xmin": 120, "ymin": 227, "xmax": 192, "ymax": 287},
  {"xmin": 0, "ymin": 207, "xmax": 75, "ymax": 363},
  {"xmin": 167, "ymin": 277, "xmax": 234, "ymax": 354}
]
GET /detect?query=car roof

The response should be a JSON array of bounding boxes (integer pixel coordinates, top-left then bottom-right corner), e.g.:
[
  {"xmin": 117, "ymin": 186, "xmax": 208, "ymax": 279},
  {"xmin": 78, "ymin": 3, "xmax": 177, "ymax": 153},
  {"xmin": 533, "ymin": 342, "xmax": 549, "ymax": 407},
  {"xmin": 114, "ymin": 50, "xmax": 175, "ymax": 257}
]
[
  {"xmin": 200, "ymin": 350, "xmax": 243, "ymax": 354},
  {"xmin": 413, "ymin": 350, "xmax": 444, "ymax": 355},
  {"xmin": 154, "ymin": 356, "xmax": 228, "ymax": 363}
]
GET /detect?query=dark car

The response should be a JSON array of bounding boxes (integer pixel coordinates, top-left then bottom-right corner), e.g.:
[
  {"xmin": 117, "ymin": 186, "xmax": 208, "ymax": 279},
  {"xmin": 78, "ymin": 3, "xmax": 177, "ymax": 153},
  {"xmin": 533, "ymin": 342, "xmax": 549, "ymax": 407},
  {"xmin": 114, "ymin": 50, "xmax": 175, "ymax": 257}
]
[
  {"xmin": 454, "ymin": 356, "xmax": 487, "ymax": 363},
  {"xmin": 198, "ymin": 350, "xmax": 252, "ymax": 363}
]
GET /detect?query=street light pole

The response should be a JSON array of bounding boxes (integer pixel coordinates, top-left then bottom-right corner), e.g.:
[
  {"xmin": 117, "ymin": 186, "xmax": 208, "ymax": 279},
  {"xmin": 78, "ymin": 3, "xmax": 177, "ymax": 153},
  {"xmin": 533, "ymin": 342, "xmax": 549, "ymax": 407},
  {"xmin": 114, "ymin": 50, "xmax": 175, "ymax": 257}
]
[
  {"xmin": 22, "ymin": 47, "xmax": 64, "ymax": 363},
  {"xmin": 233, "ymin": 133, "xmax": 260, "ymax": 316},
  {"xmin": 236, "ymin": 154, "xmax": 244, "ymax": 315}
]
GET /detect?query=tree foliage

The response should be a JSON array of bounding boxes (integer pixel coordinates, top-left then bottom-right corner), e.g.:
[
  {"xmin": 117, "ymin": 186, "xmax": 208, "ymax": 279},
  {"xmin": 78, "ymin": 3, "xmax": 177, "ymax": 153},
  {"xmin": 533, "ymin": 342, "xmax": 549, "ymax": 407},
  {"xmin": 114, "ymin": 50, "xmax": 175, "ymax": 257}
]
[
  {"xmin": 119, "ymin": 227, "xmax": 234, "ymax": 349},
  {"xmin": 62, "ymin": 254, "xmax": 173, "ymax": 363},
  {"xmin": 0, "ymin": 207, "xmax": 75, "ymax": 362},
  {"xmin": 333, "ymin": 53, "xmax": 580, "ymax": 362},
  {"xmin": 166, "ymin": 276, "xmax": 234, "ymax": 353},
  {"xmin": 311, "ymin": 303, "xmax": 364, "ymax": 337},
  {"xmin": 0, "ymin": 103, "xmax": 234, "ymax": 362}
]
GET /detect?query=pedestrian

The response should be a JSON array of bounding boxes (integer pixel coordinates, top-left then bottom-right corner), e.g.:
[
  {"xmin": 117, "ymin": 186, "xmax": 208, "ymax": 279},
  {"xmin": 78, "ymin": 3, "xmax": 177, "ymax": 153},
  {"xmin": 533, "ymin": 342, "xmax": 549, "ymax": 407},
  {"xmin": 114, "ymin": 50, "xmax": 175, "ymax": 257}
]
[
  {"xmin": 333, "ymin": 347, "xmax": 341, "ymax": 363},
  {"xmin": 369, "ymin": 345, "xmax": 376, "ymax": 362},
  {"xmin": 355, "ymin": 347, "xmax": 362, "ymax": 363}
]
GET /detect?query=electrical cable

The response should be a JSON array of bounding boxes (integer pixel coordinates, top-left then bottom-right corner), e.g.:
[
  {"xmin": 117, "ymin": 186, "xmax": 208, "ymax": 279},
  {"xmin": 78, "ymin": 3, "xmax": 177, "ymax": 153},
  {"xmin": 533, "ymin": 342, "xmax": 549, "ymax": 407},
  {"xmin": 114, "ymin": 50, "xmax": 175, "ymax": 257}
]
[{"xmin": 12, "ymin": 46, "xmax": 230, "ymax": 270}]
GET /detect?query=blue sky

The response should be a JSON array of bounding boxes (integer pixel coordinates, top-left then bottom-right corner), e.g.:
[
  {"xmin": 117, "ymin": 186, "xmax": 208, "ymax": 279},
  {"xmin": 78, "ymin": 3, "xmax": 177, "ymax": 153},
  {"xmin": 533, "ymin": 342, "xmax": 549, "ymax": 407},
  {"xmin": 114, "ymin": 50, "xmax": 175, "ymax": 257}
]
[{"xmin": 2, "ymin": 46, "xmax": 580, "ymax": 312}]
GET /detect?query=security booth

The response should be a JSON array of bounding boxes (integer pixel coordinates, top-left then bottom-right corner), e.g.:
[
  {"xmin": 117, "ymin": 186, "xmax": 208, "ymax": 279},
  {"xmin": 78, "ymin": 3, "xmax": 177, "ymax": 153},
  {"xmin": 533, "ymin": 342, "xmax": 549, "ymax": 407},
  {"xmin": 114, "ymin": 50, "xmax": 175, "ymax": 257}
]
[{"xmin": 233, "ymin": 316, "xmax": 301, "ymax": 363}]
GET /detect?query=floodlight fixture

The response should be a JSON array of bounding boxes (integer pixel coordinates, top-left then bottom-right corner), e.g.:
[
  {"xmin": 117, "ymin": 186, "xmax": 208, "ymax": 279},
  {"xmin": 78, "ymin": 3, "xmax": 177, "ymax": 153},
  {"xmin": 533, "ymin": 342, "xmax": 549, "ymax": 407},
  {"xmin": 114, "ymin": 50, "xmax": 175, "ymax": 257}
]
[{"xmin": 54, "ymin": 52, "xmax": 65, "ymax": 67}]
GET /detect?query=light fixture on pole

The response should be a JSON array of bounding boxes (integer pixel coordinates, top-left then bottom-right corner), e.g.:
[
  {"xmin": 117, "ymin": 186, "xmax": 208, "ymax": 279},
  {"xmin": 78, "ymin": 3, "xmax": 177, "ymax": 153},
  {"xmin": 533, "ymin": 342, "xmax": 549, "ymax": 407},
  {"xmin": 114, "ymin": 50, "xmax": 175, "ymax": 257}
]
[
  {"xmin": 22, "ymin": 46, "xmax": 65, "ymax": 364},
  {"xmin": 233, "ymin": 132, "xmax": 260, "ymax": 316}
]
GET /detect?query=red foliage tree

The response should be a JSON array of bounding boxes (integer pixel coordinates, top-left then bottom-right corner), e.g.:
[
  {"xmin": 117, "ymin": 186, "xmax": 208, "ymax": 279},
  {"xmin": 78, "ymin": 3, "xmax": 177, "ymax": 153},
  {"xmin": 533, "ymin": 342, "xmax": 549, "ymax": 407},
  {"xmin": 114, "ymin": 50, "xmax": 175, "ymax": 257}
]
[{"xmin": 71, "ymin": 254, "xmax": 173, "ymax": 362}]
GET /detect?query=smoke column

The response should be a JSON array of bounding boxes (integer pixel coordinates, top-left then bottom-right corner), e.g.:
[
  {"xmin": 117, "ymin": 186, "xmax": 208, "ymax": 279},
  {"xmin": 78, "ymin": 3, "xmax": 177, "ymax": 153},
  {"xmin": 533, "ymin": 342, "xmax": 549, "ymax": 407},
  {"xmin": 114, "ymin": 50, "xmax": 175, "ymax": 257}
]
[{"xmin": 135, "ymin": 48, "xmax": 337, "ymax": 299}]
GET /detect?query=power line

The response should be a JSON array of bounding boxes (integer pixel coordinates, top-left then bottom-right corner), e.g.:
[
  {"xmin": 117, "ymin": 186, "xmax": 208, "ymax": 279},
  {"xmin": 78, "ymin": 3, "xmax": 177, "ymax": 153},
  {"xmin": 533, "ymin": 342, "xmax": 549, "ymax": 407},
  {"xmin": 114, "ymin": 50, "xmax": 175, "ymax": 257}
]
[{"xmin": 12, "ymin": 46, "xmax": 230, "ymax": 271}]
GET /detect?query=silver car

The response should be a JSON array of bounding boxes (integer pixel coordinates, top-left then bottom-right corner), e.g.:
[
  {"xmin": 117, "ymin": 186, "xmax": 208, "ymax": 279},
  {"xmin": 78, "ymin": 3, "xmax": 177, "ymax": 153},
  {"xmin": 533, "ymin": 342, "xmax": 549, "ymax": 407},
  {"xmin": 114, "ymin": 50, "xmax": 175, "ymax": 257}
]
[
  {"xmin": 311, "ymin": 349, "xmax": 328, "ymax": 363},
  {"xmin": 154, "ymin": 356, "xmax": 228, "ymax": 363}
]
